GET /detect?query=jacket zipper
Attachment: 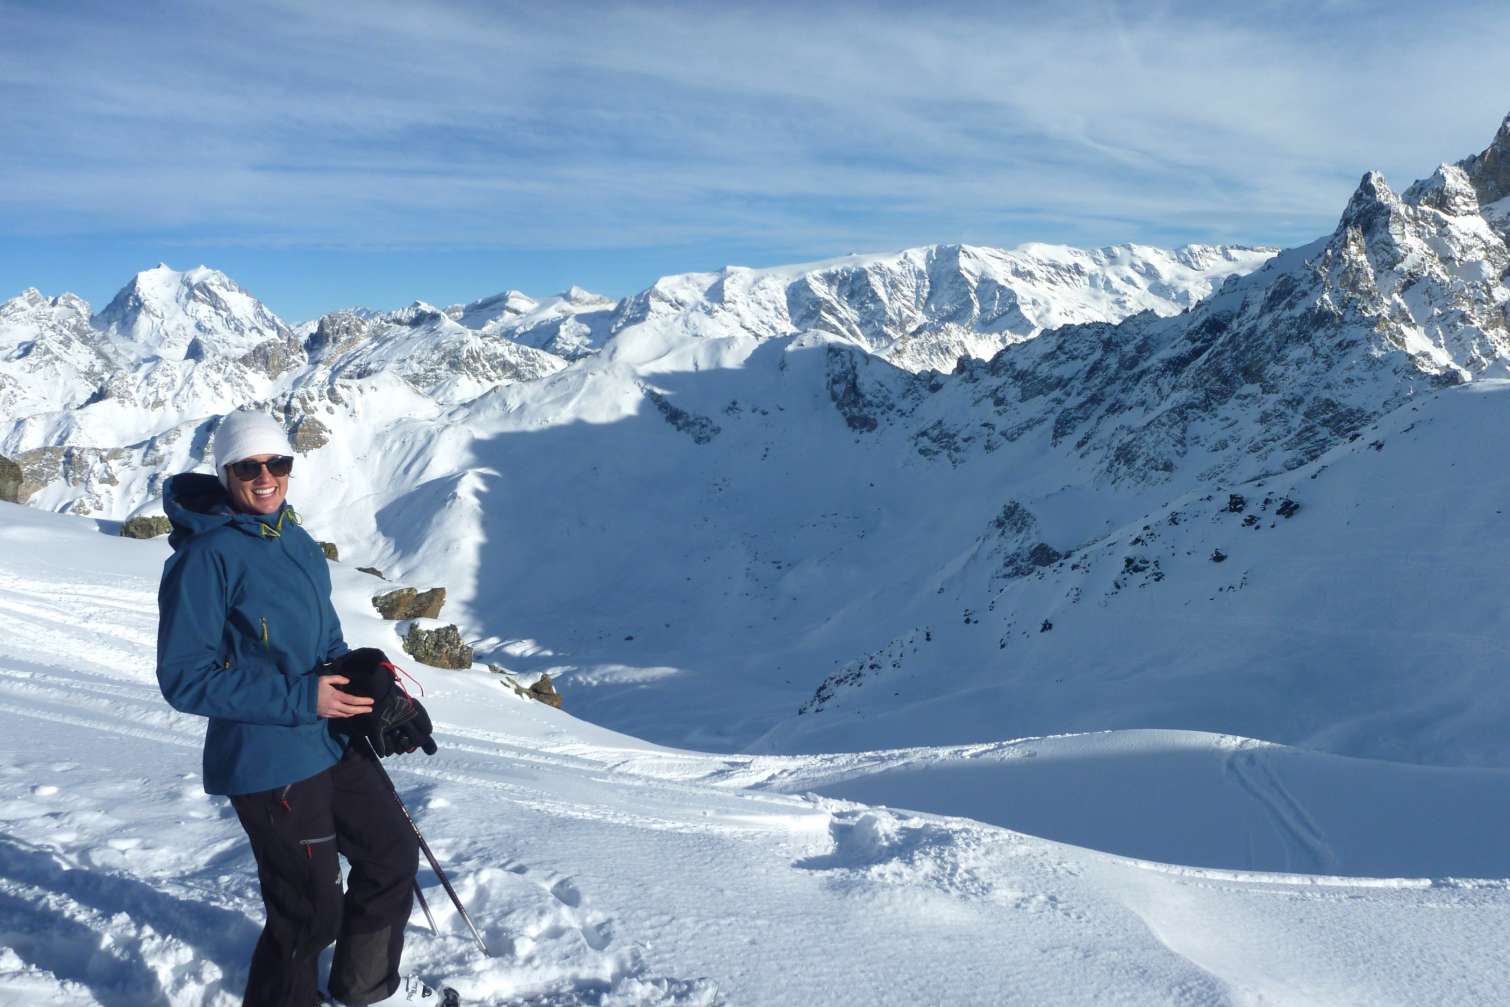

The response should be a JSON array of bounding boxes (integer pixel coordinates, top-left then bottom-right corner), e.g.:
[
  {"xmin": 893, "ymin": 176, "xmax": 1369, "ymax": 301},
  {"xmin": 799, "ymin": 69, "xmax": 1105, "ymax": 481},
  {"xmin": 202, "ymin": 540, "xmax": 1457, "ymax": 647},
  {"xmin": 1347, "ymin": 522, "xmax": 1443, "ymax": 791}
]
[
  {"xmin": 278, "ymin": 534, "xmax": 328, "ymax": 659},
  {"xmin": 298, "ymin": 833, "xmax": 337, "ymax": 859},
  {"xmin": 260, "ymin": 616, "xmax": 270, "ymax": 649},
  {"xmin": 266, "ymin": 782, "xmax": 296, "ymax": 825}
]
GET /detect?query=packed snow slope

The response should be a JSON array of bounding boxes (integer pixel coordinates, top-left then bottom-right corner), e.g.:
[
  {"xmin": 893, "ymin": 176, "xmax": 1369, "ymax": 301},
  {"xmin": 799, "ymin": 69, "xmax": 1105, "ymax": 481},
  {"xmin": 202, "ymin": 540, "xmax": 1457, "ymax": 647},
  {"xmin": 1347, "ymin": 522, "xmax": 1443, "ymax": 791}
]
[{"xmin": 2, "ymin": 504, "xmax": 1509, "ymax": 1006}]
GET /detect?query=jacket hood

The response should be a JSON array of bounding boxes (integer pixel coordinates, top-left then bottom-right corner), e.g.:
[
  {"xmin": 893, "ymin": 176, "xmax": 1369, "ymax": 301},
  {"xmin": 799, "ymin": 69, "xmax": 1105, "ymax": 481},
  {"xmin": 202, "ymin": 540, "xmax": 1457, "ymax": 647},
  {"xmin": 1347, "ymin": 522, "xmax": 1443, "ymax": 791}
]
[{"xmin": 163, "ymin": 472, "xmax": 295, "ymax": 551}]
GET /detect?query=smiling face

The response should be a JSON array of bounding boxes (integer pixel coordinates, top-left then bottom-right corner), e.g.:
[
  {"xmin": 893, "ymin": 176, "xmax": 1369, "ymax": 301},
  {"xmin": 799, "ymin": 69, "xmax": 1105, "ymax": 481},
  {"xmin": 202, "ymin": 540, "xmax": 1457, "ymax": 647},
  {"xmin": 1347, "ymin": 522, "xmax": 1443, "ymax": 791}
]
[{"xmin": 225, "ymin": 454, "xmax": 290, "ymax": 515}]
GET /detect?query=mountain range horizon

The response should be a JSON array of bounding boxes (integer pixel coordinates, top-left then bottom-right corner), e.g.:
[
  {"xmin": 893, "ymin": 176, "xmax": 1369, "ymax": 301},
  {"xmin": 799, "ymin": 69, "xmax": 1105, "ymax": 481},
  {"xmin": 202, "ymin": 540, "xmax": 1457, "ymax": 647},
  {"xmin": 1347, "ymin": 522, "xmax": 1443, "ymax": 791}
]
[{"xmin": 12, "ymin": 237, "xmax": 1281, "ymax": 336}]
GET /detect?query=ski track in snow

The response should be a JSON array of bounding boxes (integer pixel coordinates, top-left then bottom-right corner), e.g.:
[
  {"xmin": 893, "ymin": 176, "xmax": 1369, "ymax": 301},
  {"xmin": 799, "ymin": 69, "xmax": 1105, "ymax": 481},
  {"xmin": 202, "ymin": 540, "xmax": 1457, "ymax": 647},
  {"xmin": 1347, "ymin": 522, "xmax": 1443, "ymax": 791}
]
[
  {"xmin": 3, "ymin": 511, "xmax": 1510, "ymax": 1004},
  {"xmin": 1223, "ymin": 743, "xmax": 1336, "ymax": 875}
]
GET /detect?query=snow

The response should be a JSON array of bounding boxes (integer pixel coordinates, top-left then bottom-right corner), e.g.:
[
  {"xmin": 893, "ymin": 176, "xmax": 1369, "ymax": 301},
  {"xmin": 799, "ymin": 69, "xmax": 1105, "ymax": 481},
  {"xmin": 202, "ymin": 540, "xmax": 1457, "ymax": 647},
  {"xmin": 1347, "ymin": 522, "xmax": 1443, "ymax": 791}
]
[
  {"xmin": 2, "ymin": 503, "xmax": 1509, "ymax": 1005},
  {"xmin": 5, "ymin": 114, "xmax": 1510, "ymax": 1006},
  {"xmin": 92, "ymin": 265, "xmax": 290, "ymax": 364}
]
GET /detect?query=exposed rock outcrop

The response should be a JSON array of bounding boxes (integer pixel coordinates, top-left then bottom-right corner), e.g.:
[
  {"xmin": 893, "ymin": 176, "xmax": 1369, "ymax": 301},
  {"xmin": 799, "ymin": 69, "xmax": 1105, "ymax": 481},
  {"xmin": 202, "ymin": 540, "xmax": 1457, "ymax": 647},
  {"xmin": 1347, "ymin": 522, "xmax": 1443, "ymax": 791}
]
[
  {"xmin": 528, "ymin": 672, "xmax": 563, "ymax": 709},
  {"xmin": 1460, "ymin": 113, "xmax": 1510, "ymax": 205},
  {"xmin": 402, "ymin": 623, "xmax": 472, "ymax": 669},
  {"xmin": 0, "ymin": 455, "xmax": 20, "ymax": 503},
  {"xmin": 290, "ymin": 416, "xmax": 331, "ymax": 453},
  {"xmin": 16, "ymin": 445, "xmax": 127, "ymax": 514},
  {"xmin": 485, "ymin": 665, "xmax": 562, "ymax": 707},
  {"xmin": 489, "ymin": 664, "xmax": 533, "ymax": 699},
  {"xmin": 120, "ymin": 515, "xmax": 172, "ymax": 539},
  {"xmin": 238, "ymin": 333, "xmax": 306, "ymax": 379},
  {"xmin": 304, "ymin": 310, "xmax": 372, "ymax": 360},
  {"xmin": 373, "ymin": 587, "xmax": 446, "ymax": 620},
  {"xmin": 644, "ymin": 388, "xmax": 721, "ymax": 444}
]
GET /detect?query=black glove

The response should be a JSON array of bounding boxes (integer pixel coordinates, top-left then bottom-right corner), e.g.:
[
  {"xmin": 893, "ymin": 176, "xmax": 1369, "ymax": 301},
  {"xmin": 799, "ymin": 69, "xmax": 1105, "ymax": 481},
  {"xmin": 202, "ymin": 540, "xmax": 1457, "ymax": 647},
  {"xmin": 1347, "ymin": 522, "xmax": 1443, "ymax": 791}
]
[
  {"xmin": 325, "ymin": 647, "xmax": 392, "ymax": 696},
  {"xmin": 325, "ymin": 648, "xmax": 437, "ymax": 757},
  {"xmin": 382, "ymin": 698, "xmax": 437, "ymax": 756}
]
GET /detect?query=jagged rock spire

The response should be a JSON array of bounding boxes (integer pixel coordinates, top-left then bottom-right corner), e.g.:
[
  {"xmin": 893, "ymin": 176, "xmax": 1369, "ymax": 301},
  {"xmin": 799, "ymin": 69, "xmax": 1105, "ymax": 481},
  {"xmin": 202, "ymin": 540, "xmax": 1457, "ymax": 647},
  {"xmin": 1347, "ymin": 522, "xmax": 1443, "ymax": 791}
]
[
  {"xmin": 1337, "ymin": 171, "xmax": 1398, "ymax": 235},
  {"xmin": 1459, "ymin": 111, "xmax": 1510, "ymax": 204}
]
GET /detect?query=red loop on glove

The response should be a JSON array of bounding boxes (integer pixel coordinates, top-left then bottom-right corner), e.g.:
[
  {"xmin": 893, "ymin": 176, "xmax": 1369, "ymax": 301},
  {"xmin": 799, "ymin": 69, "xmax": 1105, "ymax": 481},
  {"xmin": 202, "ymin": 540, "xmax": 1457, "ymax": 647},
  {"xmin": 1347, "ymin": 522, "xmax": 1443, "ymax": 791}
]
[{"xmin": 378, "ymin": 659, "xmax": 425, "ymax": 702}]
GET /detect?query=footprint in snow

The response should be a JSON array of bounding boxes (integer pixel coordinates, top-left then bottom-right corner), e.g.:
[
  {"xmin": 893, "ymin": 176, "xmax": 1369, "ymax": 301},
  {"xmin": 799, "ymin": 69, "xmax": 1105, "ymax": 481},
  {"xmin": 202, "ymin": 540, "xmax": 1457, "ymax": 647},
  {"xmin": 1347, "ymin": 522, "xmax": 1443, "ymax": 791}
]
[
  {"xmin": 0, "ymin": 836, "xmax": 259, "ymax": 1004},
  {"xmin": 431, "ymin": 865, "xmax": 720, "ymax": 1004},
  {"xmin": 548, "ymin": 876, "xmax": 582, "ymax": 908}
]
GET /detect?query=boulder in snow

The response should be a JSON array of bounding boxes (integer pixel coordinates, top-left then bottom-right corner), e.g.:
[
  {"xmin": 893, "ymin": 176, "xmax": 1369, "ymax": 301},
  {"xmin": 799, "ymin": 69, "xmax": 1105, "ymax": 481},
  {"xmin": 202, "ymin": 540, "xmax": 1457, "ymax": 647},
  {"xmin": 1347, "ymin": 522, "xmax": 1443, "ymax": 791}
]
[
  {"xmin": 402, "ymin": 622, "xmax": 473, "ymax": 669},
  {"xmin": 120, "ymin": 515, "xmax": 171, "ymax": 539},
  {"xmin": 373, "ymin": 586, "xmax": 446, "ymax": 620},
  {"xmin": 528, "ymin": 672, "xmax": 563, "ymax": 709}
]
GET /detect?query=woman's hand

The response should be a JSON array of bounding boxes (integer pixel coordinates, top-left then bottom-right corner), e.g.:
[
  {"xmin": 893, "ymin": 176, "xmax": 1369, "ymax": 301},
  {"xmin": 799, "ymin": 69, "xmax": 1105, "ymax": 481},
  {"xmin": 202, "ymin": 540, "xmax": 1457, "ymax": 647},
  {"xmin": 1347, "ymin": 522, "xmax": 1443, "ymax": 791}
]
[{"xmin": 317, "ymin": 675, "xmax": 375, "ymax": 719}]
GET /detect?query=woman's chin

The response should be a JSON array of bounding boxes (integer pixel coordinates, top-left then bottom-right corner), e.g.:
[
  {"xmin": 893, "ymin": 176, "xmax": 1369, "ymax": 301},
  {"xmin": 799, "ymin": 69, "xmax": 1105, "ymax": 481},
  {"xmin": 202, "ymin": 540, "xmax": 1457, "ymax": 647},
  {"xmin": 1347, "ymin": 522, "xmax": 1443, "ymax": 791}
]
[{"xmin": 236, "ymin": 491, "xmax": 285, "ymax": 515}]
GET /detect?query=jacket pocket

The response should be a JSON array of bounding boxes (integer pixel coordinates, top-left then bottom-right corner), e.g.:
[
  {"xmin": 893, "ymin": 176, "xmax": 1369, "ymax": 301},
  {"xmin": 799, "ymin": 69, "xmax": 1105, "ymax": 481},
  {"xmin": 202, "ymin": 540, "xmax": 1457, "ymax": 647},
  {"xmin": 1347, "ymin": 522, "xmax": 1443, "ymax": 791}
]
[{"xmin": 299, "ymin": 833, "xmax": 337, "ymax": 853}]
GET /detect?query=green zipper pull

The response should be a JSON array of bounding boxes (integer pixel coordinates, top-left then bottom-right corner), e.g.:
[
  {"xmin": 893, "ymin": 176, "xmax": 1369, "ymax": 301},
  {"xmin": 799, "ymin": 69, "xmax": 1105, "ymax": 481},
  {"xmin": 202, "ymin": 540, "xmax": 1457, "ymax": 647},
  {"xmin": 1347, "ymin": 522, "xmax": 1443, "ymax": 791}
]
[{"xmin": 260, "ymin": 617, "xmax": 270, "ymax": 647}]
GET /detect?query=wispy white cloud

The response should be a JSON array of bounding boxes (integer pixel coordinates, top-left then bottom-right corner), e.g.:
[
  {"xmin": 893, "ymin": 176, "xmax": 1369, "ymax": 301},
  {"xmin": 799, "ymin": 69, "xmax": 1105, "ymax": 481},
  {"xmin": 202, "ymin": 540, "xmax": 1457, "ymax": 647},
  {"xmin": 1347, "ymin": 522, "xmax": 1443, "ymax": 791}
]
[{"xmin": 2, "ymin": 0, "xmax": 1508, "ymax": 264}]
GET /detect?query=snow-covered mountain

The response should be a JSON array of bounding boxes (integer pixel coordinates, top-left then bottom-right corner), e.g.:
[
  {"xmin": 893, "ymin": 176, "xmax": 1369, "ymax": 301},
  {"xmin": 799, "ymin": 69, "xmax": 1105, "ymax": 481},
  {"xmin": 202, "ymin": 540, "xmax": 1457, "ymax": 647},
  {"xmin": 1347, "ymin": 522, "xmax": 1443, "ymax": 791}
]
[
  {"xmin": 604, "ymin": 242, "xmax": 1275, "ymax": 374},
  {"xmin": 307, "ymin": 303, "xmax": 569, "ymax": 403},
  {"xmin": 446, "ymin": 286, "xmax": 619, "ymax": 360},
  {"xmin": 4, "ymin": 114, "xmax": 1509, "ymax": 775},
  {"xmin": 0, "ymin": 238, "xmax": 1271, "ymax": 511},
  {"xmin": 0, "ymin": 289, "xmax": 109, "ymax": 418},
  {"xmin": 94, "ymin": 264, "xmax": 301, "ymax": 366}
]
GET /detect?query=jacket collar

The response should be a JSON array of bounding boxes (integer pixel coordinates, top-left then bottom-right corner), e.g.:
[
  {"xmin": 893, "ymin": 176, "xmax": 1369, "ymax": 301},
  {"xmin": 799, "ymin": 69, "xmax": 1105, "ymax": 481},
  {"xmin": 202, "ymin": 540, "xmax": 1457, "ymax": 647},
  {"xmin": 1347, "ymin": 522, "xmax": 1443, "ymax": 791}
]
[{"xmin": 163, "ymin": 472, "xmax": 299, "ymax": 550}]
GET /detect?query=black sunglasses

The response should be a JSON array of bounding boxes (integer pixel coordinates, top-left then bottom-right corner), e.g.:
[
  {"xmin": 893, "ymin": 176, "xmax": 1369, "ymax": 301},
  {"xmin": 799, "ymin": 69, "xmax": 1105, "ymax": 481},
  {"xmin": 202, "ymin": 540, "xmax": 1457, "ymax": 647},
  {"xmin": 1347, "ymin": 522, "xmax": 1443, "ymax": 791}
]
[{"xmin": 226, "ymin": 456, "xmax": 294, "ymax": 481}]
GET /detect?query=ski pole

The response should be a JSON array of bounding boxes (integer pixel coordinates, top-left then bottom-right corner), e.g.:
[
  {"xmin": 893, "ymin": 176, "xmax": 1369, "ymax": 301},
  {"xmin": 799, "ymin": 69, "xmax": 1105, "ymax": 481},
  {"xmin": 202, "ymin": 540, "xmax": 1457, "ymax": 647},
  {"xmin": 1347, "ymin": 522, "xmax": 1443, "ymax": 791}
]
[
  {"xmin": 363, "ymin": 738, "xmax": 490, "ymax": 956},
  {"xmin": 413, "ymin": 881, "xmax": 439, "ymax": 935}
]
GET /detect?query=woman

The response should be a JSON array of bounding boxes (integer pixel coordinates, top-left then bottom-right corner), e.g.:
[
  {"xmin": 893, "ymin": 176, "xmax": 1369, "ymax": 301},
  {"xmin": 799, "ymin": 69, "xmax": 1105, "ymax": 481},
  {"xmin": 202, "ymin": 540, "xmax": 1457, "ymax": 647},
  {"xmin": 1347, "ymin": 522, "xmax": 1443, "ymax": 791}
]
[{"xmin": 156, "ymin": 409, "xmax": 441, "ymax": 1007}]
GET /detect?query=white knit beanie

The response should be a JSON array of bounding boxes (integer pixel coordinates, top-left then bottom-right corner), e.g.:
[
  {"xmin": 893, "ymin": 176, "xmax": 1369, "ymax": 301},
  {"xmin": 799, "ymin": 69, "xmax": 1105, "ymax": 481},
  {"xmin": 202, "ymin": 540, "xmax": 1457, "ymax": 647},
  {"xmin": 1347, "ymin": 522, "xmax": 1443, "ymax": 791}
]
[{"xmin": 213, "ymin": 410, "xmax": 296, "ymax": 488}]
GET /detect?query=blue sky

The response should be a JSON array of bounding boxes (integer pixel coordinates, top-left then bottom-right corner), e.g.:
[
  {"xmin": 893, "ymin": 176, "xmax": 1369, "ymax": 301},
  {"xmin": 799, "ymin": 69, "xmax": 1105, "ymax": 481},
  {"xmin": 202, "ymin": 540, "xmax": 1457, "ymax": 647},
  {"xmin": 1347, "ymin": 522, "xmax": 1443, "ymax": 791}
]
[{"xmin": 2, "ymin": 0, "xmax": 1508, "ymax": 322}]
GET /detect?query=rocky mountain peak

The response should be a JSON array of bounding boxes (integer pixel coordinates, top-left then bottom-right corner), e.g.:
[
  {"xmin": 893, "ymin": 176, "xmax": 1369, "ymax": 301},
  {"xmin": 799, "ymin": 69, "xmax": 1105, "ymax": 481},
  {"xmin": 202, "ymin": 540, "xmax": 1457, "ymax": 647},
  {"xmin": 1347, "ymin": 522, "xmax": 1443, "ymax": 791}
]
[
  {"xmin": 0, "ymin": 285, "xmax": 113, "ymax": 420},
  {"xmin": 905, "ymin": 119, "xmax": 1510, "ymax": 491},
  {"xmin": 93, "ymin": 264, "xmax": 292, "ymax": 363},
  {"xmin": 1, "ymin": 288, "xmax": 94, "ymax": 324},
  {"xmin": 1337, "ymin": 171, "xmax": 1400, "ymax": 234},
  {"xmin": 52, "ymin": 292, "xmax": 91, "ymax": 314},
  {"xmin": 391, "ymin": 301, "xmax": 451, "ymax": 327},
  {"xmin": 562, "ymin": 285, "xmax": 611, "ymax": 305},
  {"xmin": 114, "ymin": 264, "xmax": 231, "ymax": 302},
  {"xmin": 5, "ymin": 288, "xmax": 48, "ymax": 311},
  {"xmin": 0, "ymin": 287, "xmax": 95, "ymax": 346},
  {"xmin": 305, "ymin": 309, "xmax": 372, "ymax": 360},
  {"xmin": 1459, "ymin": 111, "xmax": 1510, "ymax": 205},
  {"xmin": 1404, "ymin": 163, "xmax": 1480, "ymax": 216},
  {"xmin": 446, "ymin": 290, "xmax": 537, "ymax": 330}
]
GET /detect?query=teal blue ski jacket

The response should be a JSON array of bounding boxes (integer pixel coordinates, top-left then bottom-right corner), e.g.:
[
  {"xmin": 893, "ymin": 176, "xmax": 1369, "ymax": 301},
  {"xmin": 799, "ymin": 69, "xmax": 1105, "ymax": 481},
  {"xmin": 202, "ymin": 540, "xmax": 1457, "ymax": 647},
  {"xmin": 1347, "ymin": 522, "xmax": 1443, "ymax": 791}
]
[{"xmin": 157, "ymin": 473, "xmax": 349, "ymax": 795}]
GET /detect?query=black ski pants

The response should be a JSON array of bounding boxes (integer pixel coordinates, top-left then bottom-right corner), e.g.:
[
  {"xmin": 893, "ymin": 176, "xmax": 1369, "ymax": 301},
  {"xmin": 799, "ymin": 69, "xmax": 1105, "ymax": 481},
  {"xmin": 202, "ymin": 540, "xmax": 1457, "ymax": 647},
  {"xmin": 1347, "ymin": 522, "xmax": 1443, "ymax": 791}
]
[{"xmin": 231, "ymin": 745, "xmax": 419, "ymax": 1007}]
